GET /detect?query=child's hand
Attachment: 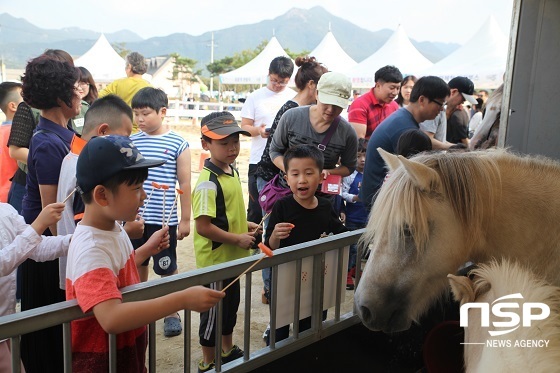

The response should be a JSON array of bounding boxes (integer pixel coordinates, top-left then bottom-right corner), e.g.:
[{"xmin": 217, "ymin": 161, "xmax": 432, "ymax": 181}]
[
  {"xmin": 181, "ymin": 286, "xmax": 225, "ymax": 313},
  {"xmin": 272, "ymin": 222, "xmax": 294, "ymax": 241},
  {"xmin": 177, "ymin": 219, "xmax": 190, "ymax": 240},
  {"xmin": 321, "ymin": 169, "xmax": 330, "ymax": 180},
  {"xmin": 123, "ymin": 215, "xmax": 145, "ymax": 240},
  {"xmin": 247, "ymin": 221, "xmax": 263, "ymax": 236},
  {"xmin": 237, "ymin": 233, "xmax": 256, "ymax": 250},
  {"xmin": 31, "ymin": 202, "xmax": 65, "ymax": 234},
  {"xmin": 146, "ymin": 226, "xmax": 170, "ymax": 253}
]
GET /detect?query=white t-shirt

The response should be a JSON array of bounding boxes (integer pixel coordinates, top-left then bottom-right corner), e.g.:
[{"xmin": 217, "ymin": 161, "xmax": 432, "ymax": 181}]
[
  {"xmin": 0, "ymin": 203, "xmax": 70, "ymax": 319},
  {"xmin": 56, "ymin": 151, "xmax": 79, "ymax": 290},
  {"xmin": 469, "ymin": 111, "xmax": 483, "ymax": 133},
  {"xmin": 420, "ymin": 110, "xmax": 447, "ymax": 142},
  {"xmin": 241, "ymin": 86, "xmax": 295, "ymax": 164}
]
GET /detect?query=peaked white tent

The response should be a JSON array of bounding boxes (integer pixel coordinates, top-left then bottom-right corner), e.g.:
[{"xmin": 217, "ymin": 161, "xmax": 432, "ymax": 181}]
[
  {"xmin": 309, "ymin": 31, "xmax": 357, "ymax": 73},
  {"xmin": 419, "ymin": 16, "xmax": 508, "ymax": 89},
  {"xmin": 346, "ymin": 25, "xmax": 433, "ymax": 88},
  {"xmin": 75, "ymin": 34, "xmax": 126, "ymax": 83},
  {"xmin": 220, "ymin": 36, "xmax": 292, "ymax": 85}
]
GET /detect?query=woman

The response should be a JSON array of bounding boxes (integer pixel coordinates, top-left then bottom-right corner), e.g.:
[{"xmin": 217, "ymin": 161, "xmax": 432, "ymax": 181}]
[
  {"xmin": 270, "ymin": 71, "xmax": 358, "ymax": 185},
  {"xmin": 77, "ymin": 66, "xmax": 98, "ymax": 105},
  {"xmin": 395, "ymin": 75, "xmax": 417, "ymax": 107},
  {"xmin": 19, "ymin": 55, "xmax": 81, "ymax": 373}
]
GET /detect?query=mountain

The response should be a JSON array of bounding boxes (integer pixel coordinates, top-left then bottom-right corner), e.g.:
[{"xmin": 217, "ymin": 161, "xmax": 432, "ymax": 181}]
[{"xmin": 0, "ymin": 7, "xmax": 459, "ymax": 72}]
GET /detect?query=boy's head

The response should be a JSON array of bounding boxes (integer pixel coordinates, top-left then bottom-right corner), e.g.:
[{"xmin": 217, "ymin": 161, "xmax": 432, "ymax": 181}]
[
  {"xmin": 396, "ymin": 129, "xmax": 432, "ymax": 158},
  {"xmin": 0, "ymin": 81, "xmax": 23, "ymax": 121},
  {"xmin": 77, "ymin": 136, "xmax": 164, "ymax": 211},
  {"xmin": 82, "ymin": 95, "xmax": 133, "ymax": 141},
  {"xmin": 283, "ymin": 145, "xmax": 324, "ymax": 200},
  {"xmin": 131, "ymin": 87, "xmax": 167, "ymax": 134},
  {"xmin": 268, "ymin": 56, "xmax": 294, "ymax": 93},
  {"xmin": 200, "ymin": 111, "xmax": 250, "ymax": 166},
  {"xmin": 356, "ymin": 138, "xmax": 368, "ymax": 172}
]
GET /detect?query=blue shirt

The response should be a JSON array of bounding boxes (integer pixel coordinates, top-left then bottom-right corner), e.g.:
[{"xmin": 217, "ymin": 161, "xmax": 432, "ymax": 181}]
[
  {"xmin": 22, "ymin": 117, "xmax": 74, "ymax": 224},
  {"xmin": 360, "ymin": 108, "xmax": 418, "ymax": 209}
]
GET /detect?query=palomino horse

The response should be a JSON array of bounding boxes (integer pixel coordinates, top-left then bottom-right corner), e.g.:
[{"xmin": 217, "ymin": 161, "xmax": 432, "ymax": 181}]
[
  {"xmin": 448, "ymin": 259, "xmax": 560, "ymax": 372},
  {"xmin": 354, "ymin": 148, "xmax": 560, "ymax": 333}
]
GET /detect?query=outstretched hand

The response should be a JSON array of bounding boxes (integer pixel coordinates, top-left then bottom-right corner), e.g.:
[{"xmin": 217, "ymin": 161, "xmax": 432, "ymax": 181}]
[{"xmin": 181, "ymin": 286, "xmax": 225, "ymax": 313}]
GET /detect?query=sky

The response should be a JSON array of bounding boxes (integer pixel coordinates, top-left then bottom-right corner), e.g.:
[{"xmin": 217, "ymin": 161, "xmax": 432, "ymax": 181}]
[{"xmin": 0, "ymin": 0, "xmax": 514, "ymax": 45}]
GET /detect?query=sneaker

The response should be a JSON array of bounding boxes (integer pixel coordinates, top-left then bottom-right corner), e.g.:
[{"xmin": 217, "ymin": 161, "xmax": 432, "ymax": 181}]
[
  {"xmin": 262, "ymin": 324, "xmax": 270, "ymax": 341},
  {"xmin": 346, "ymin": 271, "xmax": 354, "ymax": 290},
  {"xmin": 198, "ymin": 360, "xmax": 215, "ymax": 373},
  {"xmin": 221, "ymin": 345, "xmax": 244, "ymax": 364}
]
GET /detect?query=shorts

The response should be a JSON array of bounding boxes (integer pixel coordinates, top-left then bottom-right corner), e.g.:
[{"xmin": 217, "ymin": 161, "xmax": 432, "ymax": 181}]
[
  {"xmin": 199, "ymin": 278, "xmax": 240, "ymax": 347},
  {"xmin": 131, "ymin": 223, "xmax": 177, "ymax": 275}
]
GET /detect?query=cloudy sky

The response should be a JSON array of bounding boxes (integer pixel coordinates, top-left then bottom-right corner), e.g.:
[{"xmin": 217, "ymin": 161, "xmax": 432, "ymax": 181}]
[{"xmin": 0, "ymin": 0, "xmax": 514, "ymax": 44}]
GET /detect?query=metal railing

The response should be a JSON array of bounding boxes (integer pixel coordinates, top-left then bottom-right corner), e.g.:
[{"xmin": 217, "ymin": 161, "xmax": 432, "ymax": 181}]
[
  {"xmin": 0, "ymin": 229, "xmax": 364, "ymax": 372},
  {"xmin": 166, "ymin": 101, "xmax": 244, "ymax": 122}
]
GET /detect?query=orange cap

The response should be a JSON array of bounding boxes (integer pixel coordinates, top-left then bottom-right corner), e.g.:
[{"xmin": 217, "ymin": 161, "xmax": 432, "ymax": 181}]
[
  {"xmin": 176, "ymin": 188, "xmax": 184, "ymax": 194},
  {"xmin": 160, "ymin": 184, "xmax": 169, "ymax": 190},
  {"xmin": 151, "ymin": 181, "xmax": 161, "ymax": 188},
  {"xmin": 258, "ymin": 242, "xmax": 274, "ymax": 257}
]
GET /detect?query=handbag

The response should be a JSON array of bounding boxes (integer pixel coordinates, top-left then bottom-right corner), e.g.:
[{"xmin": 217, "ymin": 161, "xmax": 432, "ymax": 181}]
[
  {"xmin": 258, "ymin": 174, "xmax": 292, "ymax": 214},
  {"xmin": 258, "ymin": 116, "xmax": 342, "ymax": 213}
]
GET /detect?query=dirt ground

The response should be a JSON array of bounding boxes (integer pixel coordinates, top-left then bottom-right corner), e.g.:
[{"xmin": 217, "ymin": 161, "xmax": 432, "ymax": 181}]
[{"xmin": 147, "ymin": 119, "xmax": 355, "ymax": 372}]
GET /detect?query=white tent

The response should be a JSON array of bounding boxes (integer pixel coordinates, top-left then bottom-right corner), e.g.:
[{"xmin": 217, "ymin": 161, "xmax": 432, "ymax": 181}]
[
  {"xmin": 346, "ymin": 25, "xmax": 433, "ymax": 88},
  {"xmin": 220, "ymin": 36, "xmax": 292, "ymax": 85},
  {"xmin": 75, "ymin": 34, "xmax": 126, "ymax": 83},
  {"xmin": 309, "ymin": 31, "xmax": 357, "ymax": 73},
  {"xmin": 419, "ymin": 16, "xmax": 508, "ymax": 89}
]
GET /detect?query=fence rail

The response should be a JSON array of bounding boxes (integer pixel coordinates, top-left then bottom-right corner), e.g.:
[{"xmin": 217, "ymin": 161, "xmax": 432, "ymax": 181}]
[
  {"xmin": 166, "ymin": 101, "xmax": 244, "ymax": 122},
  {"xmin": 0, "ymin": 229, "xmax": 365, "ymax": 372}
]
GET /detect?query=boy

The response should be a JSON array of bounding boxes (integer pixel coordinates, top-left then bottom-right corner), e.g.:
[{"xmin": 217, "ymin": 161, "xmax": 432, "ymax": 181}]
[
  {"xmin": 130, "ymin": 87, "xmax": 191, "ymax": 337},
  {"xmin": 193, "ymin": 111, "xmax": 259, "ymax": 372},
  {"xmin": 265, "ymin": 144, "xmax": 346, "ymax": 344},
  {"xmin": 67, "ymin": 135, "xmax": 224, "ymax": 372},
  {"xmin": 341, "ymin": 138, "xmax": 369, "ymax": 290},
  {"xmin": 57, "ymin": 95, "xmax": 143, "ymax": 290},
  {"xmin": 0, "ymin": 82, "xmax": 23, "ymax": 202},
  {"xmin": 0, "ymin": 201, "xmax": 69, "ymax": 371}
]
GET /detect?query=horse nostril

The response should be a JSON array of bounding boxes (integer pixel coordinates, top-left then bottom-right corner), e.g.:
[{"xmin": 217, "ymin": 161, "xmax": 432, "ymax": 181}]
[{"xmin": 360, "ymin": 306, "xmax": 372, "ymax": 323}]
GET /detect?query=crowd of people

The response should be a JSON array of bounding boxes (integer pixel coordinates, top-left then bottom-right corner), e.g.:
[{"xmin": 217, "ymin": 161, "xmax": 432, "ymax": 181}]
[{"xmin": 0, "ymin": 47, "xmax": 503, "ymax": 372}]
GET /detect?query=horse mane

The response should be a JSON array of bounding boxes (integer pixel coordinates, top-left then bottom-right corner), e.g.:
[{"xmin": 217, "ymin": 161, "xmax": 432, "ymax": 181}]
[
  {"xmin": 361, "ymin": 149, "xmax": 506, "ymax": 254},
  {"xmin": 470, "ymin": 259, "xmax": 560, "ymax": 371}
]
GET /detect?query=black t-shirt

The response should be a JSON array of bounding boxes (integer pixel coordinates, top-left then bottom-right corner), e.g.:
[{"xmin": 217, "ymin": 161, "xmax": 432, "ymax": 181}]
[
  {"xmin": 264, "ymin": 195, "xmax": 347, "ymax": 249},
  {"xmin": 446, "ymin": 109, "xmax": 469, "ymax": 144}
]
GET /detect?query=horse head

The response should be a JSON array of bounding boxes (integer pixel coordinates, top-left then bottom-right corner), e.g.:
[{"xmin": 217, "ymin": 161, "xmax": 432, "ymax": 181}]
[{"xmin": 355, "ymin": 149, "xmax": 492, "ymax": 332}]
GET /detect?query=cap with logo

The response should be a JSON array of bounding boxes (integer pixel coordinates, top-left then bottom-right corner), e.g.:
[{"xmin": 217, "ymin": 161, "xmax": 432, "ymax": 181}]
[
  {"xmin": 76, "ymin": 135, "xmax": 165, "ymax": 194},
  {"xmin": 448, "ymin": 77, "xmax": 478, "ymax": 105},
  {"xmin": 317, "ymin": 72, "xmax": 352, "ymax": 109},
  {"xmin": 201, "ymin": 111, "xmax": 250, "ymax": 140}
]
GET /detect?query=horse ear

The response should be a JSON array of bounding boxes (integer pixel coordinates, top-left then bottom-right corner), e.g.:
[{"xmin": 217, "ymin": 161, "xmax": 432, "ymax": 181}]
[
  {"xmin": 377, "ymin": 147, "xmax": 400, "ymax": 172},
  {"xmin": 397, "ymin": 156, "xmax": 439, "ymax": 192},
  {"xmin": 447, "ymin": 274, "xmax": 475, "ymax": 305}
]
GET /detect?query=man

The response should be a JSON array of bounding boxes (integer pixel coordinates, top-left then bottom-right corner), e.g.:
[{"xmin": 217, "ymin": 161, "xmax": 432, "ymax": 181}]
[
  {"xmin": 419, "ymin": 76, "xmax": 478, "ymax": 149},
  {"xmin": 240, "ymin": 56, "xmax": 295, "ymax": 230},
  {"xmin": 348, "ymin": 65, "xmax": 402, "ymax": 139},
  {"xmin": 360, "ymin": 76, "xmax": 450, "ymax": 209}
]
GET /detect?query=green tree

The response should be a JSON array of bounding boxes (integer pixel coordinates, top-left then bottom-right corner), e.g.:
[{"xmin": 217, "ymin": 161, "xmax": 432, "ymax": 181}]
[
  {"xmin": 170, "ymin": 53, "xmax": 202, "ymax": 99},
  {"xmin": 112, "ymin": 42, "xmax": 130, "ymax": 58}
]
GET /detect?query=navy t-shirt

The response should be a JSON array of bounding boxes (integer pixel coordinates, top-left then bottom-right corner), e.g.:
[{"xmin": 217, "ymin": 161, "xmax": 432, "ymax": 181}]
[
  {"xmin": 359, "ymin": 108, "xmax": 419, "ymax": 209},
  {"xmin": 22, "ymin": 117, "xmax": 74, "ymax": 224}
]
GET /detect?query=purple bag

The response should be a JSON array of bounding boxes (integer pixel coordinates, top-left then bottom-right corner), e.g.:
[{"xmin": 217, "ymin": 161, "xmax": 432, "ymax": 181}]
[{"xmin": 258, "ymin": 174, "xmax": 292, "ymax": 214}]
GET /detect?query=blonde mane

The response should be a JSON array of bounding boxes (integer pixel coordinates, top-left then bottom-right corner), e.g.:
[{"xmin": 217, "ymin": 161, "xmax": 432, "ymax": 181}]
[
  {"xmin": 360, "ymin": 150, "xmax": 507, "ymax": 254},
  {"xmin": 468, "ymin": 260, "xmax": 560, "ymax": 371}
]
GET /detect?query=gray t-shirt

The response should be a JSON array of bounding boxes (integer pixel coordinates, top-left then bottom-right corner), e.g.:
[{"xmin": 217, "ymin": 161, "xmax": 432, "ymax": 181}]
[
  {"xmin": 270, "ymin": 105, "xmax": 358, "ymax": 172},
  {"xmin": 419, "ymin": 110, "xmax": 447, "ymax": 142}
]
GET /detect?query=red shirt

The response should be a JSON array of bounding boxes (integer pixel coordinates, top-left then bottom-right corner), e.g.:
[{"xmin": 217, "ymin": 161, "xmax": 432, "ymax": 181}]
[
  {"xmin": 348, "ymin": 90, "xmax": 399, "ymax": 139},
  {"xmin": 0, "ymin": 124, "xmax": 18, "ymax": 202}
]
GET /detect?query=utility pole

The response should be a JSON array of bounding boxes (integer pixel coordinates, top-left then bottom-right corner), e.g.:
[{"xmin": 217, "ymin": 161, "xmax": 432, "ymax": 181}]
[{"xmin": 209, "ymin": 32, "xmax": 215, "ymax": 98}]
